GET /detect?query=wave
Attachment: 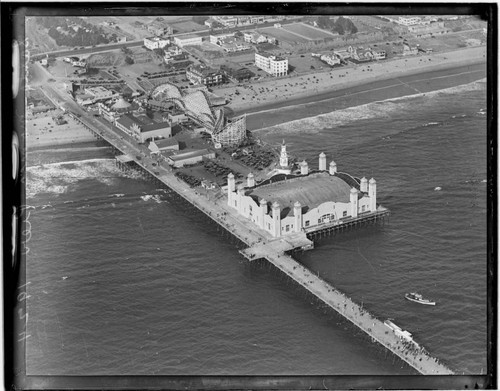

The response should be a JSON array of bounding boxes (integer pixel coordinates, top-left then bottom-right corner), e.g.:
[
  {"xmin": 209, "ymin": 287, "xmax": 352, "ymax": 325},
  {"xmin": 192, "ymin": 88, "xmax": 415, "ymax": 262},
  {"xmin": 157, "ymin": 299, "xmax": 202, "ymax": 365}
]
[
  {"xmin": 254, "ymin": 79, "xmax": 486, "ymax": 136},
  {"xmin": 26, "ymin": 158, "xmax": 143, "ymax": 198},
  {"xmin": 140, "ymin": 194, "xmax": 163, "ymax": 204}
]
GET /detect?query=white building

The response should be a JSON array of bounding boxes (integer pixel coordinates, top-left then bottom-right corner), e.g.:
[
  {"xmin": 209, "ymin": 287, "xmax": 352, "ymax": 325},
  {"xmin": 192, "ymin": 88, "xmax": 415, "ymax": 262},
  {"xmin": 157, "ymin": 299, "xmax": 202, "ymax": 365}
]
[
  {"xmin": 397, "ymin": 16, "xmax": 422, "ymax": 26},
  {"xmin": 72, "ymin": 59, "xmax": 87, "ymax": 67},
  {"xmin": 212, "ymin": 15, "xmax": 239, "ymax": 27},
  {"xmin": 226, "ymin": 151, "xmax": 378, "ymax": 238},
  {"xmin": 209, "ymin": 33, "xmax": 235, "ymax": 44},
  {"xmin": 174, "ymin": 35, "xmax": 203, "ymax": 48},
  {"xmin": 243, "ymin": 31, "xmax": 268, "ymax": 44},
  {"xmin": 144, "ymin": 36, "xmax": 170, "ymax": 50},
  {"xmin": 84, "ymin": 86, "xmax": 116, "ymax": 102},
  {"xmin": 255, "ymin": 52, "xmax": 288, "ymax": 77}
]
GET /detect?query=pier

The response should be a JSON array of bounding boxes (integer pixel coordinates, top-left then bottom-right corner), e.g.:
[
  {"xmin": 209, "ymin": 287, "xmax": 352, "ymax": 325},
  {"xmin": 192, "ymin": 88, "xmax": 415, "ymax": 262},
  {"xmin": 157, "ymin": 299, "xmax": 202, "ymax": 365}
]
[{"xmin": 69, "ymin": 111, "xmax": 454, "ymax": 375}]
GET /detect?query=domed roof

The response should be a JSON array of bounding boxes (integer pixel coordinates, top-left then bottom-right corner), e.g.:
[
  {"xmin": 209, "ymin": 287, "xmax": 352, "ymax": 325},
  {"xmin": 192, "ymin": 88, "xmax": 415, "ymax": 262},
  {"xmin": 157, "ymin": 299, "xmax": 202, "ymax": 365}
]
[
  {"xmin": 112, "ymin": 98, "xmax": 131, "ymax": 110},
  {"xmin": 250, "ymin": 172, "xmax": 353, "ymax": 214}
]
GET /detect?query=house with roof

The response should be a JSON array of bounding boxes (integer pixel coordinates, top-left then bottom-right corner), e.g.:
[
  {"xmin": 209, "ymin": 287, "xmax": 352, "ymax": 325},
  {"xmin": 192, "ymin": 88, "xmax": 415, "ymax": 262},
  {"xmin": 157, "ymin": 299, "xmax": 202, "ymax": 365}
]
[
  {"xmin": 243, "ymin": 31, "xmax": 268, "ymax": 44},
  {"xmin": 220, "ymin": 63, "xmax": 255, "ymax": 83},
  {"xmin": 174, "ymin": 34, "xmax": 203, "ymax": 48},
  {"xmin": 114, "ymin": 113, "xmax": 172, "ymax": 143},
  {"xmin": 148, "ymin": 138, "xmax": 180, "ymax": 158},
  {"xmin": 186, "ymin": 64, "xmax": 224, "ymax": 87},
  {"xmin": 147, "ymin": 20, "xmax": 172, "ymax": 36},
  {"xmin": 167, "ymin": 149, "xmax": 216, "ymax": 167},
  {"xmin": 144, "ymin": 36, "xmax": 170, "ymax": 50}
]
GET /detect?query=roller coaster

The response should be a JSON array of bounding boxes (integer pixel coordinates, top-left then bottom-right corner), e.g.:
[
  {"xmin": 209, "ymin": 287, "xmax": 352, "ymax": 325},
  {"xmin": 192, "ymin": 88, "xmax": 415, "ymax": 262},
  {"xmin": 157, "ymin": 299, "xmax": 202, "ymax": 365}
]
[{"xmin": 149, "ymin": 82, "xmax": 246, "ymax": 147}]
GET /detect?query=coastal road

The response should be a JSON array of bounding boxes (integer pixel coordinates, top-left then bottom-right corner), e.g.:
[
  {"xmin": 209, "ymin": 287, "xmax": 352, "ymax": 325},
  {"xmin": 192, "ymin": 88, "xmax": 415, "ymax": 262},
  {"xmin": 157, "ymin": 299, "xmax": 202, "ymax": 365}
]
[
  {"xmin": 29, "ymin": 27, "xmax": 214, "ymax": 61},
  {"xmin": 239, "ymin": 62, "xmax": 486, "ymax": 130}
]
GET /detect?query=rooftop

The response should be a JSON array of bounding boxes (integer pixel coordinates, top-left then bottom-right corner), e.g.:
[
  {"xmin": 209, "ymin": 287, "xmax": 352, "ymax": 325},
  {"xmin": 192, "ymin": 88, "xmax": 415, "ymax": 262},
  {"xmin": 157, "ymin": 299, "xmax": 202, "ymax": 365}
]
[
  {"xmin": 155, "ymin": 138, "xmax": 179, "ymax": 148},
  {"xmin": 176, "ymin": 34, "xmax": 202, "ymax": 40},
  {"xmin": 248, "ymin": 172, "xmax": 354, "ymax": 213},
  {"xmin": 141, "ymin": 121, "xmax": 171, "ymax": 133},
  {"xmin": 169, "ymin": 149, "xmax": 212, "ymax": 161},
  {"xmin": 257, "ymin": 51, "xmax": 286, "ymax": 61}
]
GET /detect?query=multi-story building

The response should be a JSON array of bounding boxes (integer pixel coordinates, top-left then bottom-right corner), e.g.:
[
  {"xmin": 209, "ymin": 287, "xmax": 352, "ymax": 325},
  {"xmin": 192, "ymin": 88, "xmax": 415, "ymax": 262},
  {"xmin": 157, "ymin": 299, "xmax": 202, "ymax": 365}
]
[
  {"xmin": 114, "ymin": 113, "xmax": 172, "ymax": 143},
  {"xmin": 254, "ymin": 52, "xmax": 288, "ymax": 77},
  {"xmin": 84, "ymin": 86, "xmax": 116, "ymax": 102},
  {"xmin": 243, "ymin": 31, "xmax": 268, "ymax": 44},
  {"xmin": 212, "ymin": 15, "xmax": 239, "ymax": 27},
  {"xmin": 186, "ymin": 64, "xmax": 224, "ymax": 87},
  {"xmin": 397, "ymin": 16, "xmax": 422, "ymax": 26},
  {"xmin": 144, "ymin": 36, "xmax": 170, "ymax": 50},
  {"xmin": 220, "ymin": 40, "xmax": 251, "ymax": 53},
  {"xmin": 209, "ymin": 33, "xmax": 235, "ymax": 45},
  {"xmin": 220, "ymin": 63, "xmax": 255, "ymax": 83},
  {"xmin": 147, "ymin": 21, "xmax": 172, "ymax": 36},
  {"xmin": 174, "ymin": 34, "xmax": 203, "ymax": 48},
  {"xmin": 407, "ymin": 22, "xmax": 450, "ymax": 37}
]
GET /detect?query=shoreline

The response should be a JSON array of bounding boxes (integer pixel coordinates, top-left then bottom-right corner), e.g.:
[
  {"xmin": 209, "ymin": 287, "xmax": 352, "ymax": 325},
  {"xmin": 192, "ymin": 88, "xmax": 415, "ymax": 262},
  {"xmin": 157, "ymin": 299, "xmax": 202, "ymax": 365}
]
[
  {"xmin": 226, "ymin": 46, "xmax": 486, "ymax": 118},
  {"xmin": 243, "ymin": 62, "xmax": 486, "ymax": 131}
]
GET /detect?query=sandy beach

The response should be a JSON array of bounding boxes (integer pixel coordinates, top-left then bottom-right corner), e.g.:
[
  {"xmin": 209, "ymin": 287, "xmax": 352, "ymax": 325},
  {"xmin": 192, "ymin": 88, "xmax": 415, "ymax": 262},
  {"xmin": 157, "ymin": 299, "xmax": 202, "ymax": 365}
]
[
  {"xmin": 215, "ymin": 46, "xmax": 486, "ymax": 115},
  {"xmin": 26, "ymin": 112, "xmax": 96, "ymax": 150}
]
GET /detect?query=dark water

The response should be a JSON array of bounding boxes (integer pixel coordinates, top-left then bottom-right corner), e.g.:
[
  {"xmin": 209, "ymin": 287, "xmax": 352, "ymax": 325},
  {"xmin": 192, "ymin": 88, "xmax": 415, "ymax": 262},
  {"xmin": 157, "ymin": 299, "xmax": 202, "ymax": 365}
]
[{"xmin": 25, "ymin": 80, "xmax": 487, "ymax": 375}]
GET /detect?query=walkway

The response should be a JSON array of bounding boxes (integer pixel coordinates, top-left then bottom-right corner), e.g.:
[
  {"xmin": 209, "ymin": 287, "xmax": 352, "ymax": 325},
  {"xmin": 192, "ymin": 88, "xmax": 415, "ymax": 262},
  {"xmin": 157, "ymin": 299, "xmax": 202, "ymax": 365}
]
[{"xmin": 59, "ymin": 94, "xmax": 454, "ymax": 375}]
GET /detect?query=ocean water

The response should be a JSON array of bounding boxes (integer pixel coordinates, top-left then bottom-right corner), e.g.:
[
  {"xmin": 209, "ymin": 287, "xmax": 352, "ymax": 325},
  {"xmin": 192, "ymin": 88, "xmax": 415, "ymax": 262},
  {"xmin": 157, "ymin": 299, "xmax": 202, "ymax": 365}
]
[{"xmin": 25, "ymin": 80, "xmax": 487, "ymax": 375}]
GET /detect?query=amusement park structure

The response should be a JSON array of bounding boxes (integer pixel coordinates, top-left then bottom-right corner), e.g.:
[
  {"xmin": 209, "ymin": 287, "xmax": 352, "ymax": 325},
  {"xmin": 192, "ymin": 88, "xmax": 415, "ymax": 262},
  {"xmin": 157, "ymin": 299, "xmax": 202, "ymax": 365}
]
[{"xmin": 149, "ymin": 82, "xmax": 247, "ymax": 148}]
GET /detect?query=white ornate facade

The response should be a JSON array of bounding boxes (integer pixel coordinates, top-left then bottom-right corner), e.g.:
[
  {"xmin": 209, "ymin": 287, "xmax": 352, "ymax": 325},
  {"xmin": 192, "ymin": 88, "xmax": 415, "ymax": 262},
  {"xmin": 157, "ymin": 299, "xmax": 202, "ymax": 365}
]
[{"xmin": 227, "ymin": 153, "xmax": 378, "ymax": 238}]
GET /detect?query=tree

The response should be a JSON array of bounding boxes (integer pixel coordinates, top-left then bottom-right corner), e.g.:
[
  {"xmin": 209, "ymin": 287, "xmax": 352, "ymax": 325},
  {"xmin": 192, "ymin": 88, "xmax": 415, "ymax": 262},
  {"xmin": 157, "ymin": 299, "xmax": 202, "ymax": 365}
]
[
  {"xmin": 317, "ymin": 16, "xmax": 334, "ymax": 30},
  {"xmin": 124, "ymin": 56, "xmax": 134, "ymax": 65},
  {"xmin": 192, "ymin": 16, "xmax": 209, "ymax": 25},
  {"xmin": 333, "ymin": 16, "xmax": 358, "ymax": 35}
]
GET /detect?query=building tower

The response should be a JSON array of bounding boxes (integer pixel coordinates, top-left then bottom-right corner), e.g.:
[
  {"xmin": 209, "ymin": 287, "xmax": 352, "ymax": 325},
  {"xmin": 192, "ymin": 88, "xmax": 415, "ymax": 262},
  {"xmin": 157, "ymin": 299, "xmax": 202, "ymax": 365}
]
[
  {"xmin": 360, "ymin": 177, "xmax": 368, "ymax": 193},
  {"xmin": 369, "ymin": 178, "xmax": 377, "ymax": 212},
  {"xmin": 294, "ymin": 201, "xmax": 302, "ymax": 233},
  {"xmin": 237, "ymin": 184, "xmax": 245, "ymax": 215},
  {"xmin": 259, "ymin": 198, "xmax": 267, "ymax": 229},
  {"xmin": 279, "ymin": 140, "xmax": 288, "ymax": 168},
  {"xmin": 319, "ymin": 152, "xmax": 327, "ymax": 171},
  {"xmin": 300, "ymin": 160, "xmax": 309, "ymax": 175},
  {"xmin": 272, "ymin": 201, "xmax": 281, "ymax": 237},
  {"xmin": 329, "ymin": 161, "xmax": 337, "ymax": 175},
  {"xmin": 247, "ymin": 172, "xmax": 255, "ymax": 187},
  {"xmin": 227, "ymin": 173, "xmax": 235, "ymax": 206},
  {"xmin": 350, "ymin": 187, "xmax": 359, "ymax": 218}
]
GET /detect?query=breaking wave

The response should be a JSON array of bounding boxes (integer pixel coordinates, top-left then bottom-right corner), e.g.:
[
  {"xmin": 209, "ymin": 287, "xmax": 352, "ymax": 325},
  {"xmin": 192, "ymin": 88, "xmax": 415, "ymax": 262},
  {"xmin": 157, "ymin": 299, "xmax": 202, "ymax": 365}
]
[
  {"xmin": 255, "ymin": 79, "xmax": 486, "ymax": 135},
  {"xmin": 140, "ymin": 194, "xmax": 163, "ymax": 204},
  {"xmin": 26, "ymin": 158, "xmax": 143, "ymax": 198}
]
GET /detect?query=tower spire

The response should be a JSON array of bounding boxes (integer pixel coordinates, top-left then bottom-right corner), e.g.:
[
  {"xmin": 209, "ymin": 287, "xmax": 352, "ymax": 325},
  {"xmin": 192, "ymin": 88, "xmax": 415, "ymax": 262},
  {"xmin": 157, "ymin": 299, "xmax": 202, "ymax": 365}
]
[{"xmin": 280, "ymin": 140, "xmax": 288, "ymax": 168}]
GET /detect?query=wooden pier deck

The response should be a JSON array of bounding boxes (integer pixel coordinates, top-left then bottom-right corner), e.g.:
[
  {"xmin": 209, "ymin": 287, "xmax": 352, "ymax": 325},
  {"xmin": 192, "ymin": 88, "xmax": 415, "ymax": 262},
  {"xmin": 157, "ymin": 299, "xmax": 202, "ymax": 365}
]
[{"xmin": 72, "ymin": 112, "xmax": 454, "ymax": 375}]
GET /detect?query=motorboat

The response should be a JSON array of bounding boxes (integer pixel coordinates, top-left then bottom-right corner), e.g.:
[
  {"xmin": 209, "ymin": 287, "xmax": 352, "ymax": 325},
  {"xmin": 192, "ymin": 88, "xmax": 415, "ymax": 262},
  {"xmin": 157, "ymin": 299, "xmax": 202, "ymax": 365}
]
[{"xmin": 405, "ymin": 292, "xmax": 436, "ymax": 306}]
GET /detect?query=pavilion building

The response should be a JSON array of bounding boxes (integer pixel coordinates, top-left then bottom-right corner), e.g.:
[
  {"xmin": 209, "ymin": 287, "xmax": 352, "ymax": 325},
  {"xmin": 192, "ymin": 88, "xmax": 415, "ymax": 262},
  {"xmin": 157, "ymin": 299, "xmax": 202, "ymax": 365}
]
[{"xmin": 226, "ymin": 151, "xmax": 378, "ymax": 238}]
